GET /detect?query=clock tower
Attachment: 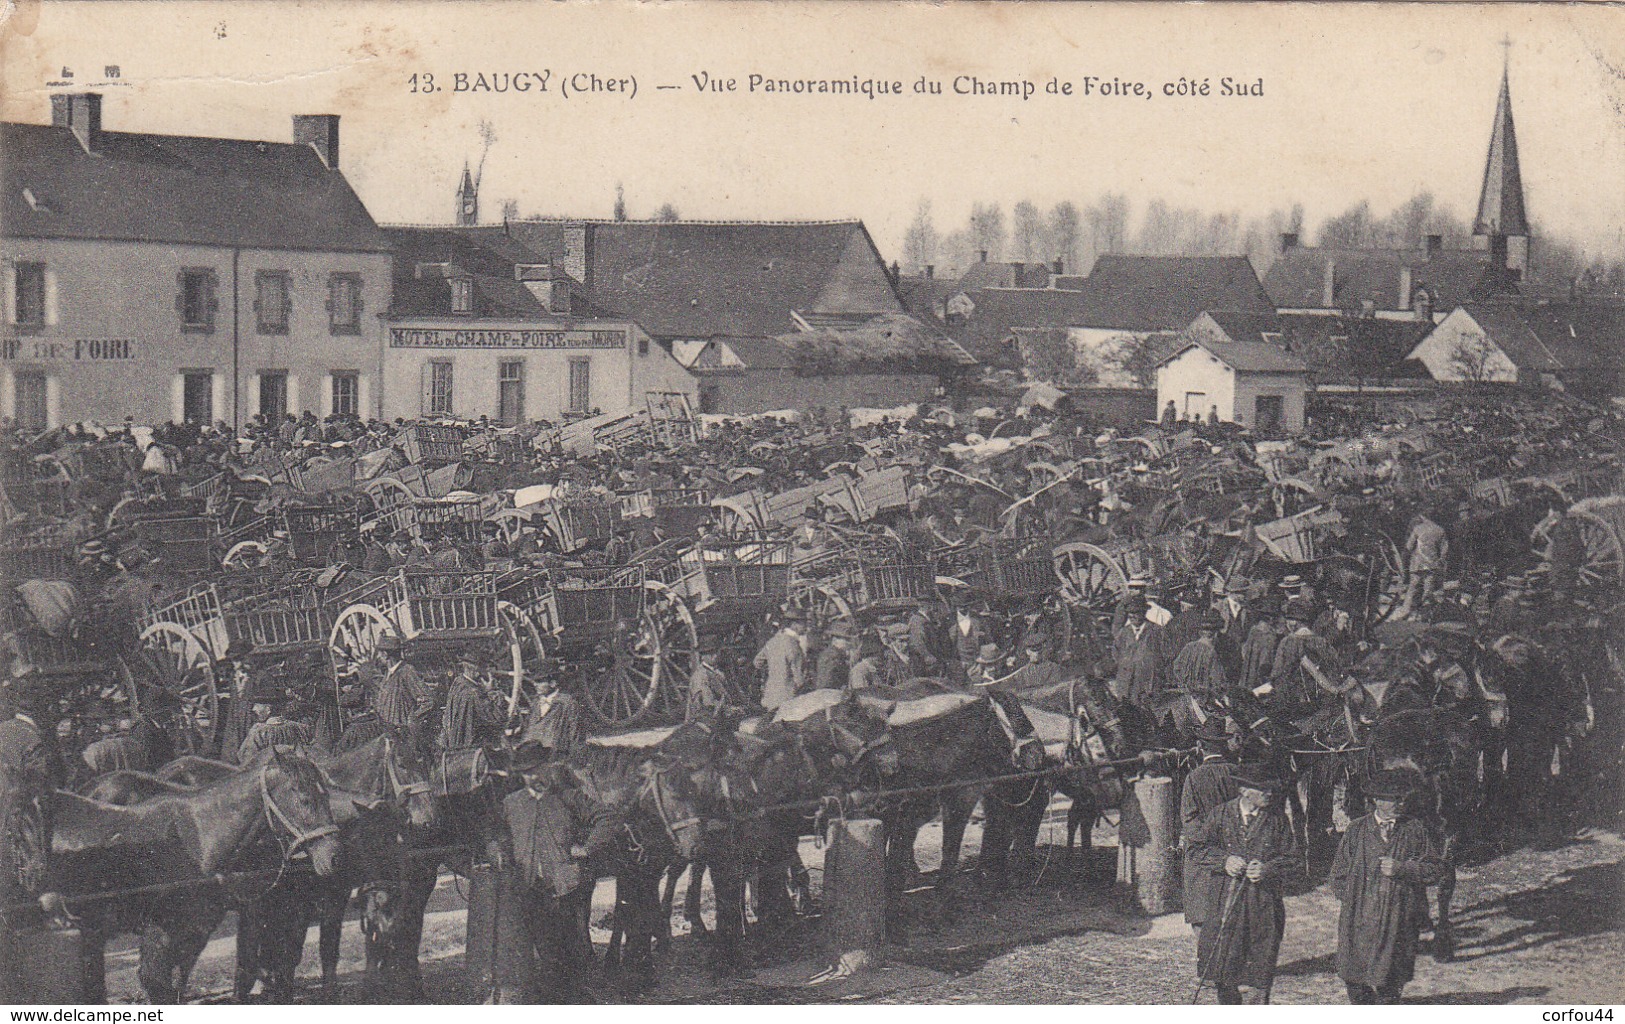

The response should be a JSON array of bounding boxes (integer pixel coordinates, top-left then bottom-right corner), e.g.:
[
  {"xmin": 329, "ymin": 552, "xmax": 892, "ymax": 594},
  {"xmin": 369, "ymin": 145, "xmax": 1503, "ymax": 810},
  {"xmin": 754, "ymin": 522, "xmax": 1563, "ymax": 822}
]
[{"xmin": 456, "ymin": 162, "xmax": 478, "ymax": 227}]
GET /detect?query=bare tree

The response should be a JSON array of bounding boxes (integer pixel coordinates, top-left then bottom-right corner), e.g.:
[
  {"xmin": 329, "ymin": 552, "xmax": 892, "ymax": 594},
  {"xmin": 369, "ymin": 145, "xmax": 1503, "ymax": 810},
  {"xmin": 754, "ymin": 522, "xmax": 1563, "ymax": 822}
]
[
  {"xmin": 1317, "ymin": 200, "xmax": 1376, "ymax": 249},
  {"xmin": 1011, "ymin": 200, "xmax": 1046, "ymax": 262},
  {"xmin": 614, "ymin": 183, "xmax": 627, "ymax": 222},
  {"xmin": 1048, "ymin": 201, "xmax": 1081, "ymax": 273},
  {"xmin": 474, "ymin": 119, "xmax": 497, "ymax": 190},
  {"xmin": 1445, "ymin": 332, "xmax": 1502, "ymax": 382},
  {"xmin": 902, "ymin": 199, "xmax": 939, "ymax": 272},
  {"xmin": 968, "ymin": 203, "xmax": 1006, "ymax": 262},
  {"xmin": 500, "ymin": 198, "xmax": 520, "ymax": 221},
  {"xmin": 655, "ymin": 202, "xmax": 681, "ymax": 222}
]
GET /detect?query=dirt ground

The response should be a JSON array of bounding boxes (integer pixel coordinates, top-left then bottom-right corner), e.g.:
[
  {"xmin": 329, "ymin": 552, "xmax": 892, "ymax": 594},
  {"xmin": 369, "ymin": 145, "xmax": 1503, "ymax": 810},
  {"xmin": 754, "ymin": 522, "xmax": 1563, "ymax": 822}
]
[{"xmin": 103, "ymin": 808, "xmax": 1625, "ymax": 1006}]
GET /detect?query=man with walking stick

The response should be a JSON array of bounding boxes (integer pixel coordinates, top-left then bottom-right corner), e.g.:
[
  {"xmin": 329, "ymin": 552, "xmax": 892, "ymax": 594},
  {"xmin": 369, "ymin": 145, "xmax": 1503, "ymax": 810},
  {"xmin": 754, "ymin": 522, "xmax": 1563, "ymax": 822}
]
[{"xmin": 1189, "ymin": 762, "xmax": 1299, "ymax": 1004}]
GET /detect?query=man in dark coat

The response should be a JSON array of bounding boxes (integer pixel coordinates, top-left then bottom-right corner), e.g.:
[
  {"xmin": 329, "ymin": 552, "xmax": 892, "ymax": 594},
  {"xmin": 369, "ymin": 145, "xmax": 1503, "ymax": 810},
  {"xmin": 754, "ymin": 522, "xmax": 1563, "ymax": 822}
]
[
  {"xmin": 440, "ymin": 652, "xmax": 506, "ymax": 750},
  {"xmin": 490, "ymin": 742, "xmax": 618, "ymax": 1003},
  {"xmin": 1181, "ymin": 720, "xmax": 1239, "ymax": 938},
  {"xmin": 1331, "ymin": 770, "xmax": 1447, "ymax": 1004},
  {"xmin": 372, "ymin": 636, "xmax": 438, "ymax": 752},
  {"xmin": 1111, "ymin": 593, "xmax": 1165, "ymax": 710},
  {"xmin": 1215, "ymin": 576, "xmax": 1255, "ymax": 679},
  {"xmin": 686, "ymin": 639, "xmax": 730, "ymax": 721},
  {"xmin": 1190, "ymin": 763, "xmax": 1299, "ymax": 1004},
  {"xmin": 814, "ymin": 623, "xmax": 854, "ymax": 690}
]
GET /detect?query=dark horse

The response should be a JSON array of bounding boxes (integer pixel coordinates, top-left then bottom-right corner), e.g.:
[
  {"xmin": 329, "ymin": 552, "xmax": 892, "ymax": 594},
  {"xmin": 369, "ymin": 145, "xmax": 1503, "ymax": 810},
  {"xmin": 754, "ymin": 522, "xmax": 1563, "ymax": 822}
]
[{"xmin": 47, "ymin": 747, "xmax": 342, "ymax": 1002}]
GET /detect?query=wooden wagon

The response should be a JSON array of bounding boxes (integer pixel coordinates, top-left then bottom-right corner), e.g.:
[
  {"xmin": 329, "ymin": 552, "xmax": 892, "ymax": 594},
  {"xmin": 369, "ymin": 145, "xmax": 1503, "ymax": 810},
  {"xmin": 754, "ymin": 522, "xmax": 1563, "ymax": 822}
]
[
  {"xmin": 1539, "ymin": 494, "xmax": 1625, "ymax": 603},
  {"xmin": 933, "ymin": 535, "xmax": 1074, "ymax": 663},
  {"xmin": 1, "ymin": 584, "xmax": 139, "ymax": 757}
]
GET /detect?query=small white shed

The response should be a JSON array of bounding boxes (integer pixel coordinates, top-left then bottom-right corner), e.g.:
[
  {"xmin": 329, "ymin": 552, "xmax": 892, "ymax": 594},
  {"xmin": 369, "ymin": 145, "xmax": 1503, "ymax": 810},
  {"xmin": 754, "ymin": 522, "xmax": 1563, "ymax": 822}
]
[{"xmin": 1155, "ymin": 334, "xmax": 1310, "ymax": 434}]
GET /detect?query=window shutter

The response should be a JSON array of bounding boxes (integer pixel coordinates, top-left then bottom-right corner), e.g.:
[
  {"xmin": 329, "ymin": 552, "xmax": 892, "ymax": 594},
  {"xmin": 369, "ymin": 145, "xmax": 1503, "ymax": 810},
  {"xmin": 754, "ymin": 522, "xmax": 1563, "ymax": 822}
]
[
  {"xmin": 354, "ymin": 285, "xmax": 363, "ymax": 314},
  {"xmin": 175, "ymin": 272, "xmax": 187, "ymax": 315},
  {"xmin": 3, "ymin": 265, "xmax": 16, "ymax": 325},
  {"xmin": 420, "ymin": 361, "xmax": 432, "ymax": 416},
  {"xmin": 42, "ymin": 268, "xmax": 58, "ymax": 326},
  {"xmin": 206, "ymin": 271, "xmax": 219, "ymax": 312}
]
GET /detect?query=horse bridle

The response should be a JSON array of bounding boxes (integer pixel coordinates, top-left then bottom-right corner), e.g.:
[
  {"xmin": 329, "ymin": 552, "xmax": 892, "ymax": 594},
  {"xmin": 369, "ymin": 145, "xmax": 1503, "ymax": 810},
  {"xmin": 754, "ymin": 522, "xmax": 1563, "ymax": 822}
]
[
  {"xmin": 637, "ymin": 763, "xmax": 704, "ymax": 849},
  {"xmin": 259, "ymin": 763, "xmax": 339, "ymax": 859},
  {"xmin": 382, "ymin": 737, "xmax": 432, "ymax": 805},
  {"xmin": 824, "ymin": 705, "xmax": 892, "ymax": 773}
]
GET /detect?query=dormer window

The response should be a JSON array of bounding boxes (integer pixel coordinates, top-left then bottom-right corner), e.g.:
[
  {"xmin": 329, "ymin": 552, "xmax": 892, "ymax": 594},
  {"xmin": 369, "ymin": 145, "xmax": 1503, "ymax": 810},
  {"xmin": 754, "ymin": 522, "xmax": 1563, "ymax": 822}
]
[{"xmin": 451, "ymin": 276, "xmax": 474, "ymax": 314}]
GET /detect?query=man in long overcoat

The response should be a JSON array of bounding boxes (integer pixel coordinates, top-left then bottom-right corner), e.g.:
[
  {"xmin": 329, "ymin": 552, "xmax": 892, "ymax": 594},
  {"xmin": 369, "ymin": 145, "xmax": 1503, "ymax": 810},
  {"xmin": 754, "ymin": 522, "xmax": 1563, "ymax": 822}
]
[
  {"xmin": 1330, "ymin": 770, "xmax": 1447, "ymax": 1004},
  {"xmin": 1181, "ymin": 721, "xmax": 1239, "ymax": 939},
  {"xmin": 1111, "ymin": 593, "xmax": 1165, "ymax": 709},
  {"xmin": 1190, "ymin": 763, "xmax": 1299, "ymax": 1004}
]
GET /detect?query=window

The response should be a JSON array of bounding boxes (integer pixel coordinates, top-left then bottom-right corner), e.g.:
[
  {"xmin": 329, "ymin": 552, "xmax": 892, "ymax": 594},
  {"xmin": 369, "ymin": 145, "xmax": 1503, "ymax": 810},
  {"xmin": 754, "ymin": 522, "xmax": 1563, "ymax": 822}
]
[
  {"xmin": 327, "ymin": 273, "xmax": 362, "ymax": 334},
  {"xmin": 1254, "ymin": 394, "xmax": 1284, "ymax": 434},
  {"xmin": 425, "ymin": 360, "xmax": 454, "ymax": 416},
  {"xmin": 182, "ymin": 371, "xmax": 213, "ymax": 425},
  {"xmin": 259, "ymin": 371, "xmax": 289, "ymax": 422},
  {"xmin": 636, "ymin": 335, "xmax": 650, "ymax": 357},
  {"xmin": 451, "ymin": 277, "xmax": 474, "ymax": 315},
  {"xmin": 331, "ymin": 371, "xmax": 359, "ymax": 418},
  {"xmin": 177, "ymin": 268, "xmax": 218, "ymax": 333},
  {"xmin": 498, "ymin": 360, "xmax": 525, "ymax": 426},
  {"xmin": 567, "ymin": 357, "xmax": 591, "ymax": 414},
  {"xmin": 1183, "ymin": 391, "xmax": 1208, "ymax": 417},
  {"xmin": 255, "ymin": 271, "xmax": 290, "ymax": 334},
  {"xmin": 13, "ymin": 262, "xmax": 45, "ymax": 331},
  {"xmin": 13, "ymin": 371, "xmax": 47, "ymax": 431}
]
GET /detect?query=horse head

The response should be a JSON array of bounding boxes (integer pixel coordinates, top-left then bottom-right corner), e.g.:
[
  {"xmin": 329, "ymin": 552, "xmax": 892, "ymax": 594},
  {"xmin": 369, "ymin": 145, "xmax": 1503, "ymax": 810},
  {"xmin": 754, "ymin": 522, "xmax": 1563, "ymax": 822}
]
[
  {"xmin": 822, "ymin": 691, "xmax": 900, "ymax": 780},
  {"xmin": 381, "ymin": 737, "xmax": 439, "ymax": 830},
  {"xmin": 262, "ymin": 747, "xmax": 342, "ymax": 877},
  {"xmin": 638, "ymin": 758, "xmax": 708, "ymax": 864}
]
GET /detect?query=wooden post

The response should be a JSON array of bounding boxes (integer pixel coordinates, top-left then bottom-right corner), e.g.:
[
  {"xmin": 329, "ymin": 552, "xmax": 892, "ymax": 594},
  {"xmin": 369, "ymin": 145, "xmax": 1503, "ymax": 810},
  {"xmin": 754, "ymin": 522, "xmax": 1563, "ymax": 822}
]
[
  {"xmin": 1116, "ymin": 775, "xmax": 1180, "ymax": 915},
  {"xmin": 823, "ymin": 817, "xmax": 886, "ymax": 975}
]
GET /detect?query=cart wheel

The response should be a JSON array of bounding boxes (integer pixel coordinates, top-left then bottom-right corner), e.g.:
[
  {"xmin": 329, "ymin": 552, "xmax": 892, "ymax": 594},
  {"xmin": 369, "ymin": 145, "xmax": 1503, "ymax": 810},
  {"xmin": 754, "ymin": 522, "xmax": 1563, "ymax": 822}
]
[
  {"xmin": 329, "ymin": 604, "xmax": 396, "ymax": 680},
  {"xmin": 222, "ymin": 540, "xmax": 271, "ymax": 570},
  {"xmin": 53, "ymin": 656, "xmax": 143, "ymax": 757},
  {"xmin": 0, "ymin": 785, "xmax": 49, "ymax": 909},
  {"xmin": 1362, "ymin": 532, "xmax": 1408, "ymax": 626},
  {"xmin": 1054, "ymin": 542, "xmax": 1128, "ymax": 607},
  {"xmin": 138, "ymin": 621, "xmax": 221, "ymax": 757},
  {"xmin": 580, "ymin": 585, "xmax": 695, "ymax": 728},
  {"xmin": 1568, "ymin": 509, "xmax": 1625, "ymax": 600},
  {"xmin": 648, "ymin": 588, "xmax": 699, "ymax": 719},
  {"xmin": 788, "ymin": 585, "xmax": 854, "ymax": 636},
  {"xmin": 1040, "ymin": 592, "xmax": 1076, "ymax": 664},
  {"xmin": 497, "ymin": 600, "xmax": 546, "ymax": 732}
]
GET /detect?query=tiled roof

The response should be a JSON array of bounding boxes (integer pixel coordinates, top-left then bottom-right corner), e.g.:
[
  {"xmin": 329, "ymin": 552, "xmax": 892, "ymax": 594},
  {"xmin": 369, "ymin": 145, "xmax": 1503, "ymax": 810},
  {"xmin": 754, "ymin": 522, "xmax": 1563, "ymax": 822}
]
[
  {"xmin": 1, "ymin": 120, "xmax": 390, "ymax": 252},
  {"xmin": 1079, "ymin": 255, "xmax": 1274, "ymax": 331},
  {"xmin": 384, "ymin": 226, "xmax": 612, "ymax": 319},
  {"xmin": 1263, "ymin": 246, "xmax": 1496, "ymax": 311},
  {"xmin": 1456, "ymin": 302, "xmax": 1625, "ymax": 373},
  {"xmin": 957, "ymin": 261, "xmax": 1053, "ymax": 291},
  {"xmin": 1168, "ymin": 336, "xmax": 1309, "ymax": 374},
  {"xmin": 1204, "ymin": 310, "xmax": 1432, "ymax": 379},
  {"xmin": 506, "ymin": 220, "xmax": 902, "ymax": 338},
  {"xmin": 774, "ymin": 313, "xmax": 975, "ymax": 375},
  {"xmin": 956, "ymin": 287, "xmax": 1096, "ymax": 367}
]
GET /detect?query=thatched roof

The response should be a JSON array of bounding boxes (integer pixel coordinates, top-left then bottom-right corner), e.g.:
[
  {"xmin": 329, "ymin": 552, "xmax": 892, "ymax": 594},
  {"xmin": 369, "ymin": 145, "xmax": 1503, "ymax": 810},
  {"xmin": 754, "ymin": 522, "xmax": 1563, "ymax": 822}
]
[{"xmin": 771, "ymin": 314, "xmax": 977, "ymax": 376}]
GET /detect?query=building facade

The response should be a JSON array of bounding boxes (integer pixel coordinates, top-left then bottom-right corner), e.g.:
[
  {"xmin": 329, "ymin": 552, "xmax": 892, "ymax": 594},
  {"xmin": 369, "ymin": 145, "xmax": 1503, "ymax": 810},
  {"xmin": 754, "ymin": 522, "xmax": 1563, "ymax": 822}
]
[
  {"xmin": 1, "ymin": 96, "xmax": 391, "ymax": 430},
  {"xmin": 1156, "ymin": 329, "xmax": 1310, "ymax": 434}
]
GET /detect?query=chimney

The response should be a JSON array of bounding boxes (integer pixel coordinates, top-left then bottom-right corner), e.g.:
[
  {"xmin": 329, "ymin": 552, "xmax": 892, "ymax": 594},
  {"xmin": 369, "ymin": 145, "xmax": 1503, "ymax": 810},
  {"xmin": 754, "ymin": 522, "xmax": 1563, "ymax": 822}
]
[
  {"xmin": 1424, "ymin": 234, "xmax": 1442, "ymax": 257},
  {"xmin": 978, "ymin": 250, "xmax": 989, "ymax": 263},
  {"xmin": 560, "ymin": 223, "xmax": 591, "ymax": 287},
  {"xmin": 1052, "ymin": 257, "xmax": 1064, "ymax": 276},
  {"xmin": 53, "ymin": 92, "xmax": 102, "ymax": 154},
  {"xmin": 1321, "ymin": 259, "xmax": 1337, "ymax": 308},
  {"xmin": 292, "ymin": 114, "xmax": 340, "ymax": 169},
  {"xmin": 924, "ymin": 265, "xmax": 934, "ymax": 280},
  {"xmin": 1398, "ymin": 266, "xmax": 1413, "ymax": 311},
  {"xmin": 890, "ymin": 260, "xmax": 901, "ymax": 286},
  {"xmin": 1280, "ymin": 232, "xmax": 1299, "ymax": 253}
]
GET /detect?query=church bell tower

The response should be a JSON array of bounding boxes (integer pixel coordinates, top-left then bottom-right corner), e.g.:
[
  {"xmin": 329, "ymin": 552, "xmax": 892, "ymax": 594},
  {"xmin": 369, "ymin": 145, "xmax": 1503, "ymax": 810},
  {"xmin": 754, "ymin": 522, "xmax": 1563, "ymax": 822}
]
[
  {"xmin": 456, "ymin": 162, "xmax": 479, "ymax": 227},
  {"xmin": 1473, "ymin": 39, "xmax": 1530, "ymax": 282}
]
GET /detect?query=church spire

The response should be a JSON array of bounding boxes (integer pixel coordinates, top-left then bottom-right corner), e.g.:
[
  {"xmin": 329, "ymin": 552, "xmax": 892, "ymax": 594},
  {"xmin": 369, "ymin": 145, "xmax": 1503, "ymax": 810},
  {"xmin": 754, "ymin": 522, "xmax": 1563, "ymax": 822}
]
[
  {"xmin": 1473, "ymin": 54, "xmax": 1529, "ymax": 239},
  {"xmin": 456, "ymin": 161, "xmax": 478, "ymax": 227}
]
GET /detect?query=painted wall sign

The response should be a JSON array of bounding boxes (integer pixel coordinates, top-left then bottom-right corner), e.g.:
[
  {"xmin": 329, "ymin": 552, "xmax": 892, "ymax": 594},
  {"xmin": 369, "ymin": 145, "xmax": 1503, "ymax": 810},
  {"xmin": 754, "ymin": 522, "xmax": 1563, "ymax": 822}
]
[
  {"xmin": 389, "ymin": 327, "xmax": 627, "ymax": 350},
  {"xmin": 1, "ymin": 338, "xmax": 137, "ymax": 361}
]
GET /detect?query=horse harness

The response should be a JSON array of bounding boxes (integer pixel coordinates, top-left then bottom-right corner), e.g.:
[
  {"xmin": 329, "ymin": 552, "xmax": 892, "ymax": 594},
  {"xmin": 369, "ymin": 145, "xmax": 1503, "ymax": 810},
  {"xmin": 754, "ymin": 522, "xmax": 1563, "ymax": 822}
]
[{"xmin": 258, "ymin": 761, "xmax": 339, "ymax": 861}]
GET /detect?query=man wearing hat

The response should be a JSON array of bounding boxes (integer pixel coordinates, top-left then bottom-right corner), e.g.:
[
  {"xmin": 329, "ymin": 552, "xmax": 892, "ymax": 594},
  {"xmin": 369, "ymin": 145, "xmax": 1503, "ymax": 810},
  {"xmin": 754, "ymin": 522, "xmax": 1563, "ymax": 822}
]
[
  {"xmin": 968, "ymin": 642, "xmax": 1006, "ymax": 687},
  {"xmin": 905, "ymin": 600, "xmax": 951, "ymax": 678},
  {"xmin": 1398, "ymin": 509, "xmax": 1449, "ymax": 619},
  {"xmin": 997, "ymin": 631, "xmax": 1065, "ymax": 694},
  {"xmin": 1170, "ymin": 613, "xmax": 1229, "ymax": 705},
  {"xmin": 373, "ymin": 634, "xmax": 438, "ymax": 752},
  {"xmin": 1216, "ymin": 576, "xmax": 1255, "ymax": 680},
  {"xmin": 753, "ymin": 611, "xmax": 806, "ymax": 712},
  {"xmin": 1110, "ymin": 589, "xmax": 1166, "ymax": 710},
  {"xmin": 949, "ymin": 597, "xmax": 991, "ymax": 685},
  {"xmin": 1189, "ymin": 762, "xmax": 1299, "ymax": 1004},
  {"xmin": 1267, "ymin": 598, "xmax": 1337, "ymax": 712},
  {"xmin": 686, "ymin": 637, "xmax": 731, "ymax": 721},
  {"xmin": 237, "ymin": 687, "xmax": 314, "ymax": 764},
  {"xmin": 218, "ymin": 639, "xmax": 260, "ymax": 760},
  {"xmin": 1330, "ymin": 769, "xmax": 1446, "ymax": 1004},
  {"xmin": 1181, "ymin": 720, "xmax": 1239, "ymax": 942},
  {"xmin": 1112, "ymin": 573, "xmax": 1153, "ymax": 635},
  {"xmin": 814, "ymin": 621, "xmax": 855, "ymax": 691},
  {"xmin": 490, "ymin": 741, "xmax": 617, "ymax": 1002},
  {"xmin": 440, "ymin": 649, "xmax": 506, "ymax": 750}
]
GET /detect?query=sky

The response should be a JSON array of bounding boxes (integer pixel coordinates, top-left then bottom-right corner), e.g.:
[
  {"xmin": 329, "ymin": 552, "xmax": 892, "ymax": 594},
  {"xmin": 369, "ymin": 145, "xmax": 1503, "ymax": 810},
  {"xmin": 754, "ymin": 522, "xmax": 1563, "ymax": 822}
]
[{"xmin": 3, "ymin": 1, "xmax": 1623, "ymax": 266}]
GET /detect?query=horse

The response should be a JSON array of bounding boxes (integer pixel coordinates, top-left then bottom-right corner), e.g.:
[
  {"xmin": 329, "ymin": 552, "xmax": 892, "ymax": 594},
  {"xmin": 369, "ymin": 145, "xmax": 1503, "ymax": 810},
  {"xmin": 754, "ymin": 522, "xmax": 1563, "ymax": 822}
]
[{"xmin": 46, "ymin": 746, "xmax": 341, "ymax": 1002}]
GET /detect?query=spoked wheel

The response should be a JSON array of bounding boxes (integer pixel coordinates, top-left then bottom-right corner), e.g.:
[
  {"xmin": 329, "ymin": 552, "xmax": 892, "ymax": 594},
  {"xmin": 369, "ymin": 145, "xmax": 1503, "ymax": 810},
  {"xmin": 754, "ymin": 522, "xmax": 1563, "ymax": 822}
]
[
  {"xmin": 1054, "ymin": 542, "xmax": 1128, "ymax": 607},
  {"xmin": 137, "ymin": 622, "xmax": 220, "ymax": 757},
  {"xmin": 329, "ymin": 604, "xmax": 397, "ymax": 683},
  {"xmin": 1360, "ymin": 532, "xmax": 1408, "ymax": 627},
  {"xmin": 787, "ymin": 585, "xmax": 855, "ymax": 637},
  {"xmin": 1566, "ymin": 509, "xmax": 1625, "ymax": 602},
  {"xmin": 497, "ymin": 600, "xmax": 547, "ymax": 732},
  {"xmin": 0, "ymin": 783, "xmax": 50, "ymax": 910},
  {"xmin": 580, "ymin": 584, "xmax": 697, "ymax": 728}
]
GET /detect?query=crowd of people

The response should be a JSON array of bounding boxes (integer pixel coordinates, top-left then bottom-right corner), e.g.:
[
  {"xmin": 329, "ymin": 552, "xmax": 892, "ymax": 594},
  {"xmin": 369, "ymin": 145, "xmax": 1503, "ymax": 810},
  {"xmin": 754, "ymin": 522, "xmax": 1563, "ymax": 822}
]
[{"xmin": 2, "ymin": 385, "xmax": 1622, "ymax": 1004}]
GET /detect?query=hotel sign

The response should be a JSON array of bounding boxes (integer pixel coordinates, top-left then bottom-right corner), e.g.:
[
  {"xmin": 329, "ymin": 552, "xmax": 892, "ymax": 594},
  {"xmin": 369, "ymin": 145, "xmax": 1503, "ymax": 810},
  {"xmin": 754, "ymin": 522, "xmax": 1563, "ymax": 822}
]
[
  {"xmin": 1, "ymin": 338, "xmax": 137, "ymax": 361},
  {"xmin": 390, "ymin": 327, "xmax": 627, "ymax": 350}
]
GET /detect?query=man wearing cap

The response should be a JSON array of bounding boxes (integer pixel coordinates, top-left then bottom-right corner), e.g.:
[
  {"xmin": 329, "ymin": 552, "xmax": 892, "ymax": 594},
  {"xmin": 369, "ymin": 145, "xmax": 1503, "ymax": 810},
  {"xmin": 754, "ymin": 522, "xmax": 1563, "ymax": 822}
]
[
  {"xmin": 686, "ymin": 638, "xmax": 730, "ymax": 721},
  {"xmin": 1190, "ymin": 763, "xmax": 1299, "ymax": 1004},
  {"xmin": 440, "ymin": 651, "xmax": 506, "ymax": 750},
  {"xmin": 998, "ymin": 632, "xmax": 1065, "ymax": 695},
  {"xmin": 218, "ymin": 639, "xmax": 260, "ymax": 760},
  {"xmin": 1216, "ymin": 577, "xmax": 1255, "ymax": 679},
  {"xmin": 1171, "ymin": 614, "xmax": 1229, "ymax": 705},
  {"xmin": 1182, "ymin": 720, "xmax": 1239, "ymax": 942},
  {"xmin": 905, "ymin": 600, "xmax": 951, "ymax": 678},
  {"xmin": 1331, "ymin": 769, "xmax": 1446, "ymax": 1004},
  {"xmin": 1267, "ymin": 598, "xmax": 1337, "ymax": 713},
  {"xmin": 753, "ymin": 612, "xmax": 807, "ymax": 712},
  {"xmin": 237, "ymin": 691, "xmax": 315, "ymax": 764},
  {"xmin": 373, "ymin": 635, "xmax": 438, "ymax": 752},
  {"xmin": 815, "ymin": 622, "xmax": 855, "ymax": 691},
  {"xmin": 490, "ymin": 742, "xmax": 617, "ymax": 1002}
]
